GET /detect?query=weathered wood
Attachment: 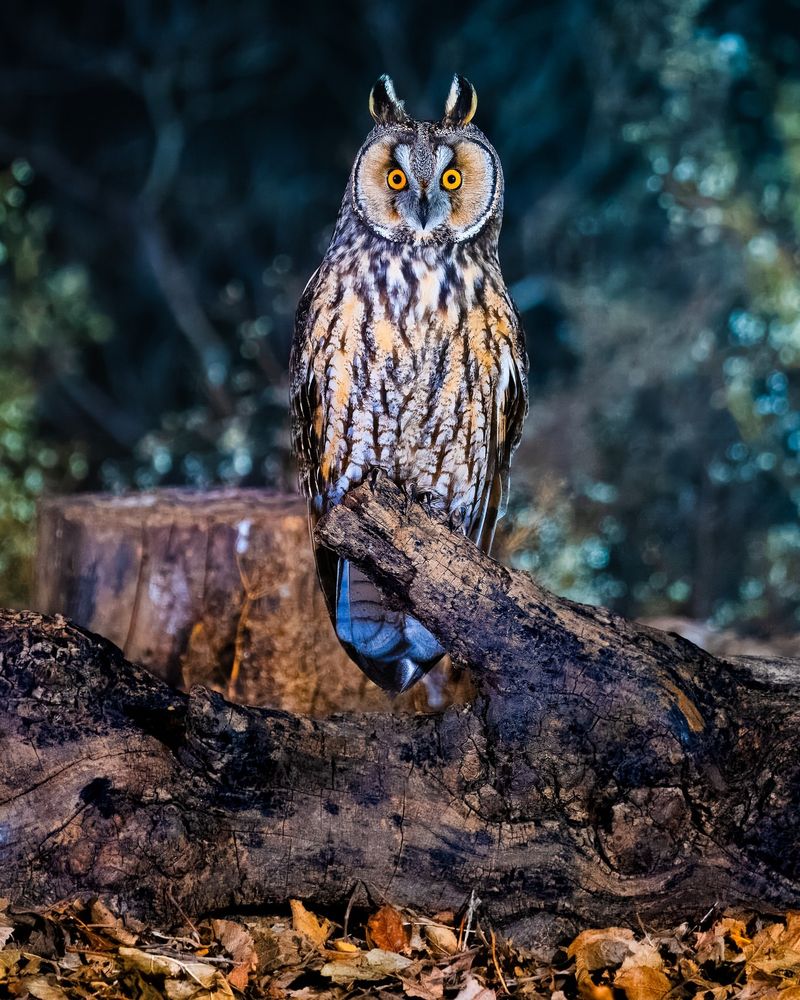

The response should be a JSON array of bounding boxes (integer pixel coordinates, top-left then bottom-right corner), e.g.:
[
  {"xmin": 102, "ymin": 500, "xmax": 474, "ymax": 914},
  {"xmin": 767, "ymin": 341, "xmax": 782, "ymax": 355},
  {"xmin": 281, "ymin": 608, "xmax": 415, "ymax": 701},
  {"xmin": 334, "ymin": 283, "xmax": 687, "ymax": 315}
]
[
  {"xmin": 35, "ymin": 489, "xmax": 467, "ymax": 714},
  {"xmin": 4, "ymin": 475, "xmax": 799, "ymax": 951}
]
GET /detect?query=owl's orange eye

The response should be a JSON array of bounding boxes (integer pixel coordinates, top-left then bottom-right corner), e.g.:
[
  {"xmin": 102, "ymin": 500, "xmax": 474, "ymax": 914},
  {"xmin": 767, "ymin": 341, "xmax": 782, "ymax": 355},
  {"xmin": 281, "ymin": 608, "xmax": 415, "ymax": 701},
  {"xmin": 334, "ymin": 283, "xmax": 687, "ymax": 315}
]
[
  {"xmin": 387, "ymin": 168, "xmax": 407, "ymax": 191},
  {"xmin": 441, "ymin": 168, "xmax": 462, "ymax": 191}
]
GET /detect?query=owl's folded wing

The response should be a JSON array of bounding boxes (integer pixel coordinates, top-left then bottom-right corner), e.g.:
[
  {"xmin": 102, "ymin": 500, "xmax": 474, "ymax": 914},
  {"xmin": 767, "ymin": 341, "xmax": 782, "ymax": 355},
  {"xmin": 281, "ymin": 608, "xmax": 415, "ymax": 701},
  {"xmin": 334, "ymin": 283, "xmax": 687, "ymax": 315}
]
[
  {"xmin": 473, "ymin": 313, "xmax": 529, "ymax": 554},
  {"xmin": 289, "ymin": 268, "xmax": 324, "ymax": 504}
]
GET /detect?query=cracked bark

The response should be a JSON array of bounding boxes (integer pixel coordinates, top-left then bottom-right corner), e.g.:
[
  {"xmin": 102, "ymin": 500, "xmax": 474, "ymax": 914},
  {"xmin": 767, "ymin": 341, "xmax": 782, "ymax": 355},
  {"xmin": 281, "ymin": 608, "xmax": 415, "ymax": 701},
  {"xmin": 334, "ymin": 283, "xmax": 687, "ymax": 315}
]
[
  {"xmin": 34, "ymin": 490, "xmax": 387, "ymax": 713},
  {"xmin": 3, "ymin": 475, "xmax": 800, "ymax": 951}
]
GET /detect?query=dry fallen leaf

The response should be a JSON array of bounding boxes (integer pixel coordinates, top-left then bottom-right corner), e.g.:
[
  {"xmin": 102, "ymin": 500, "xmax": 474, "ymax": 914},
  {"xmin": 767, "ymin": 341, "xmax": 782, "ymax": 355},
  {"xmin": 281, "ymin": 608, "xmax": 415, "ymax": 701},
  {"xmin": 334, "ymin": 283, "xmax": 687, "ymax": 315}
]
[
  {"xmin": 743, "ymin": 913, "xmax": 800, "ymax": 986},
  {"xmin": 696, "ymin": 918, "xmax": 750, "ymax": 965},
  {"xmin": 164, "ymin": 979, "xmax": 204, "ymax": 999},
  {"xmin": 453, "ymin": 974, "xmax": 497, "ymax": 1000},
  {"xmin": 568, "ymin": 927, "xmax": 637, "ymax": 1000},
  {"xmin": 0, "ymin": 948, "xmax": 21, "ymax": 979},
  {"xmin": 749, "ymin": 949, "xmax": 800, "ymax": 976},
  {"xmin": 331, "ymin": 939, "xmax": 359, "ymax": 952},
  {"xmin": 211, "ymin": 917, "xmax": 257, "ymax": 990},
  {"xmin": 425, "ymin": 923, "xmax": 459, "ymax": 955},
  {"xmin": 320, "ymin": 946, "xmax": 413, "ymax": 983},
  {"xmin": 402, "ymin": 965, "xmax": 446, "ymax": 1000},
  {"xmin": 21, "ymin": 977, "xmax": 69, "ymax": 1000},
  {"xmin": 0, "ymin": 899, "xmax": 11, "ymax": 950},
  {"xmin": 90, "ymin": 897, "xmax": 139, "ymax": 947},
  {"xmin": 0, "ymin": 925, "xmax": 13, "ymax": 949},
  {"xmin": 289, "ymin": 899, "xmax": 334, "ymax": 949},
  {"xmin": 367, "ymin": 904, "xmax": 409, "ymax": 954},
  {"xmin": 118, "ymin": 946, "xmax": 219, "ymax": 987},
  {"xmin": 782, "ymin": 913, "xmax": 800, "ymax": 951},
  {"xmin": 619, "ymin": 940, "xmax": 663, "ymax": 973},
  {"xmin": 568, "ymin": 927, "xmax": 637, "ymax": 971},
  {"xmin": 614, "ymin": 964, "xmax": 672, "ymax": 1000},
  {"xmin": 164, "ymin": 974, "xmax": 235, "ymax": 999}
]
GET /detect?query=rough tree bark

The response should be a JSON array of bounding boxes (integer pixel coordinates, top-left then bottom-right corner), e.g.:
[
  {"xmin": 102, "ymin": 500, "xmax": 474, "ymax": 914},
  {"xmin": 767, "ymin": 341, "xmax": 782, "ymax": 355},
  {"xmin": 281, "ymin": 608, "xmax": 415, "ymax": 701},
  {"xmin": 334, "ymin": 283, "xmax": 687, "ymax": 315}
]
[
  {"xmin": 3, "ymin": 475, "xmax": 799, "ymax": 952},
  {"xmin": 35, "ymin": 489, "xmax": 465, "ymax": 714}
]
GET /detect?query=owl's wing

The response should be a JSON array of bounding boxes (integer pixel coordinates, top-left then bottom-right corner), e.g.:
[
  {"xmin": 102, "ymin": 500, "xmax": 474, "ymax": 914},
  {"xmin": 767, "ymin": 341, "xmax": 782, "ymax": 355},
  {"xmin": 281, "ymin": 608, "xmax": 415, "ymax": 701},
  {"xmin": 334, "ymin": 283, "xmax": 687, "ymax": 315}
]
[
  {"xmin": 473, "ymin": 307, "xmax": 529, "ymax": 554},
  {"xmin": 289, "ymin": 267, "xmax": 324, "ymax": 503},
  {"xmin": 289, "ymin": 267, "xmax": 341, "ymax": 617}
]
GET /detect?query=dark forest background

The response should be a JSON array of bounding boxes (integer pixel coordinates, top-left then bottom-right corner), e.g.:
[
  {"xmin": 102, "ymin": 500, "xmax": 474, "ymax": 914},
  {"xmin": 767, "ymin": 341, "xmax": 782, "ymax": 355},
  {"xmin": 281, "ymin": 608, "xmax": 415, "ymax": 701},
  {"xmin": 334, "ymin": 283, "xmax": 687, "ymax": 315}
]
[{"xmin": 2, "ymin": 0, "xmax": 800, "ymax": 634}]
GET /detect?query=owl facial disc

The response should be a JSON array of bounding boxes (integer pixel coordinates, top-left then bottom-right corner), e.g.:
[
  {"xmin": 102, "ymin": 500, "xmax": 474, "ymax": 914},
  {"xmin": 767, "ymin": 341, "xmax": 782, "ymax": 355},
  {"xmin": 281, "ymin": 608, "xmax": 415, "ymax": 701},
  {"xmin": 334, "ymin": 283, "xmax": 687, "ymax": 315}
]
[{"xmin": 352, "ymin": 77, "xmax": 502, "ymax": 245}]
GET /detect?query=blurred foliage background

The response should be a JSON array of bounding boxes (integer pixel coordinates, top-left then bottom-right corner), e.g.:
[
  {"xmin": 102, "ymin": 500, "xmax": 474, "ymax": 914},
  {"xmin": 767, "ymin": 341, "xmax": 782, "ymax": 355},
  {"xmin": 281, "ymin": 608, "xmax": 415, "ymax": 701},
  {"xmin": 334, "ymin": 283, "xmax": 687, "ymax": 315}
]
[{"xmin": 2, "ymin": 0, "xmax": 800, "ymax": 634}]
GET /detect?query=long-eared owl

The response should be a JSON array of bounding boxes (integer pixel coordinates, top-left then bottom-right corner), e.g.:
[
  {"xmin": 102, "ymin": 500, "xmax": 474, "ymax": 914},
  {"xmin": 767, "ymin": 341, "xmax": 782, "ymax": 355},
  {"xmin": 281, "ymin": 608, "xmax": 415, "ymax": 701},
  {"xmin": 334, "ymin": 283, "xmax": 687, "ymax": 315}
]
[{"xmin": 290, "ymin": 74, "xmax": 529, "ymax": 694}]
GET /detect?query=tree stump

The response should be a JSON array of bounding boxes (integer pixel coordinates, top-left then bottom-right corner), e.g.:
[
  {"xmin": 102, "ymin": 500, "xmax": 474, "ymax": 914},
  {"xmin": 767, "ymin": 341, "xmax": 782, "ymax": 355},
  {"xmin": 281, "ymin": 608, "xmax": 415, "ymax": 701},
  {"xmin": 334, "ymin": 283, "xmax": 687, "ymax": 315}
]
[{"xmin": 34, "ymin": 490, "xmax": 414, "ymax": 714}]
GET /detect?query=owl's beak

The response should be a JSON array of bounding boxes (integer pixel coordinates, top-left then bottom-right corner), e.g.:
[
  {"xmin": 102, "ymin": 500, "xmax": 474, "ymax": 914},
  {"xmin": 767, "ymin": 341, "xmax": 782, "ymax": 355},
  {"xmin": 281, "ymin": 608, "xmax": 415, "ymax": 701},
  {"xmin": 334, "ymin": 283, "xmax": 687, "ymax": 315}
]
[{"xmin": 416, "ymin": 193, "xmax": 431, "ymax": 229}]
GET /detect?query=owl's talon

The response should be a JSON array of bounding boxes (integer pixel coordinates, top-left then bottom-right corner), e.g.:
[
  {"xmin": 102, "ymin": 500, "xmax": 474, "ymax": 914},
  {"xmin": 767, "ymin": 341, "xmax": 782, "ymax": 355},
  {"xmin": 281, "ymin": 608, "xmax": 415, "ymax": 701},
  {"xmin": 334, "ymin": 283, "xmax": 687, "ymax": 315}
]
[
  {"xmin": 405, "ymin": 481, "xmax": 444, "ymax": 519},
  {"xmin": 367, "ymin": 466, "xmax": 387, "ymax": 491},
  {"xmin": 407, "ymin": 482, "xmax": 427, "ymax": 504},
  {"xmin": 449, "ymin": 506, "xmax": 468, "ymax": 532}
]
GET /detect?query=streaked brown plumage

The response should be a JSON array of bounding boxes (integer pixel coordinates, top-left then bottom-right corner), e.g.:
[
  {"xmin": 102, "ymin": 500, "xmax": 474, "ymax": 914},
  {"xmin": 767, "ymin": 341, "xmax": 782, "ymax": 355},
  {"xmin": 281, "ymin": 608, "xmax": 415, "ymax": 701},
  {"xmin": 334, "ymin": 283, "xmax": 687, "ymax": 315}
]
[{"xmin": 291, "ymin": 74, "xmax": 528, "ymax": 693}]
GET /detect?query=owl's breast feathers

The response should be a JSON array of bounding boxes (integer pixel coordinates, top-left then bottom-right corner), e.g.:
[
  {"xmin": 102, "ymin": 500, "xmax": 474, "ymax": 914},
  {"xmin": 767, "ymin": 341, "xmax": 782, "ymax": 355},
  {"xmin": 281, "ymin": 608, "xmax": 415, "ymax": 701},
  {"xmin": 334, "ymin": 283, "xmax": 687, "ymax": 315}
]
[{"xmin": 291, "ymin": 238, "xmax": 528, "ymax": 552}]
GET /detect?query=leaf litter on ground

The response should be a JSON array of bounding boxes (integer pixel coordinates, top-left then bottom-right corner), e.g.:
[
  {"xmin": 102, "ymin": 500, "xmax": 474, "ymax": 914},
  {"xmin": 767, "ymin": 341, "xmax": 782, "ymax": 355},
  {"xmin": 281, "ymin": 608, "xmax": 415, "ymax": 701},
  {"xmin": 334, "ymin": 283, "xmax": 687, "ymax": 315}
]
[{"xmin": 0, "ymin": 894, "xmax": 800, "ymax": 999}]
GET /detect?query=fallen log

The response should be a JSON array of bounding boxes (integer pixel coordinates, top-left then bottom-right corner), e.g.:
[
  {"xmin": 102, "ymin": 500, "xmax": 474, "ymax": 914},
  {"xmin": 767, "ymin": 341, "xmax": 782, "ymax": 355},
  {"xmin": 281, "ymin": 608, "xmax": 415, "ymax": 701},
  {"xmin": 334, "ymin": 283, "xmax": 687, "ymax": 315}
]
[{"xmin": 3, "ymin": 475, "xmax": 799, "ymax": 952}]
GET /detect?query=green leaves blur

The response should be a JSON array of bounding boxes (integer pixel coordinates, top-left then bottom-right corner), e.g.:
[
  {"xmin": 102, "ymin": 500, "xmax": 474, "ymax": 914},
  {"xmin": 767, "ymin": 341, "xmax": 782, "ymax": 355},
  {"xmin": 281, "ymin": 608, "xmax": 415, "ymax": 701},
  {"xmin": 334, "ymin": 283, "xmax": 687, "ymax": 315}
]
[
  {"xmin": 499, "ymin": 0, "xmax": 800, "ymax": 631},
  {"xmin": 0, "ymin": 164, "xmax": 107, "ymax": 604}
]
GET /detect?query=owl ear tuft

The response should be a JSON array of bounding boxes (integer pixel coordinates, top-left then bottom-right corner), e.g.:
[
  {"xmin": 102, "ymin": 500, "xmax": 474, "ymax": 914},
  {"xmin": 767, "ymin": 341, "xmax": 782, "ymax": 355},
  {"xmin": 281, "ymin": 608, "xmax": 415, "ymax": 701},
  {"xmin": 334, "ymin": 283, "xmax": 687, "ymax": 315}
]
[
  {"xmin": 368, "ymin": 75, "xmax": 410, "ymax": 126},
  {"xmin": 442, "ymin": 74, "xmax": 478, "ymax": 127}
]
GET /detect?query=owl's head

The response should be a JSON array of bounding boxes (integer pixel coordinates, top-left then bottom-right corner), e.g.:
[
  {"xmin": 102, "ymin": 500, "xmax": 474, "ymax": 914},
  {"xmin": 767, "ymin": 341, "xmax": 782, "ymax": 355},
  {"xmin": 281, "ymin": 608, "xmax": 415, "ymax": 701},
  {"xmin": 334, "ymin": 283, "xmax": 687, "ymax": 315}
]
[{"xmin": 349, "ymin": 75, "xmax": 502, "ymax": 246}]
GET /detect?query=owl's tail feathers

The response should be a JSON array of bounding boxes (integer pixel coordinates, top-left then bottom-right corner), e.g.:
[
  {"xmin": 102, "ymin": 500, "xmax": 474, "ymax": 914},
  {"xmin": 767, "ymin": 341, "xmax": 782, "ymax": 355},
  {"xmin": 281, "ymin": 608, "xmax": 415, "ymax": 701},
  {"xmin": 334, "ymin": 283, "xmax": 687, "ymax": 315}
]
[{"xmin": 334, "ymin": 559, "xmax": 445, "ymax": 693}]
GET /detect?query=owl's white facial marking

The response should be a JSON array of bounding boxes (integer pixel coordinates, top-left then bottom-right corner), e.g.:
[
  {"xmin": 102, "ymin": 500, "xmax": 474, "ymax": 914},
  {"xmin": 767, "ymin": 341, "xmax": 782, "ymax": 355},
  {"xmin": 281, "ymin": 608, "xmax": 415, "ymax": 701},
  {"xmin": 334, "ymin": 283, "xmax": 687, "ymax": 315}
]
[{"xmin": 391, "ymin": 144, "xmax": 453, "ymax": 236}]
